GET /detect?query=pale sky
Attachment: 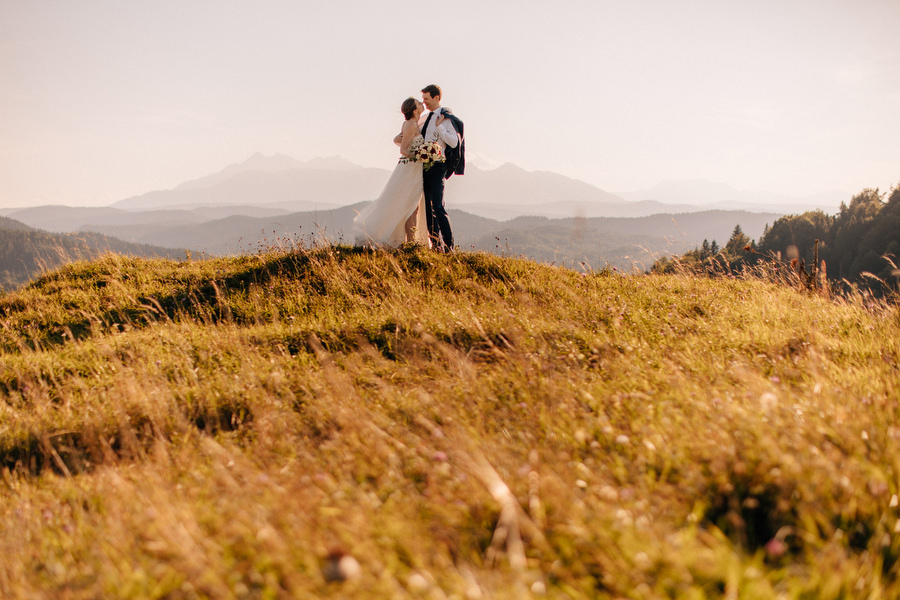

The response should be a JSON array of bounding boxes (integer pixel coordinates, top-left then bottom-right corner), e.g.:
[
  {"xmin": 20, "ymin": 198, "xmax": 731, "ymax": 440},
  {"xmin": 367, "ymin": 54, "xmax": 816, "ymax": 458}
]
[{"xmin": 2, "ymin": 0, "xmax": 898, "ymax": 208}]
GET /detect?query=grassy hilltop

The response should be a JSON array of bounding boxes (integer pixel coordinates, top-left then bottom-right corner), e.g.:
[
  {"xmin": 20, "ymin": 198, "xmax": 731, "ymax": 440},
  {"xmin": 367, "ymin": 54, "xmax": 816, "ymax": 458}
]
[{"xmin": 0, "ymin": 245, "xmax": 898, "ymax": 598}]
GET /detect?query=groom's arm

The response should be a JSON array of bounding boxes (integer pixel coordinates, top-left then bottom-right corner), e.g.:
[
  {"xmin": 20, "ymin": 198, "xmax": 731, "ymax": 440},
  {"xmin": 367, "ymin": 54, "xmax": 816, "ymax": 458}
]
[{"xmin": 435, "ymin": 115, "xmax": 459, "ymax": 149}]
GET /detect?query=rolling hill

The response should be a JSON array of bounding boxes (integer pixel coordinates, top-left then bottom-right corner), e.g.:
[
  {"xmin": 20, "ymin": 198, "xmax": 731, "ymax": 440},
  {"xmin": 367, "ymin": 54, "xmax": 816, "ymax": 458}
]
[
  {"xmin": 0, "ymin": 153, "xmax": 828, "ymax": 284},
  {"xmin": 1, "ymin": 202, "xmax": 780, "ymax": 274},
  {"xmin": 0, "ymin": 246, "xmax": 897, "ymax": 596},
  {"xmin": 0, "ymin": 217, "xmax": 181, "ymax": 291}
]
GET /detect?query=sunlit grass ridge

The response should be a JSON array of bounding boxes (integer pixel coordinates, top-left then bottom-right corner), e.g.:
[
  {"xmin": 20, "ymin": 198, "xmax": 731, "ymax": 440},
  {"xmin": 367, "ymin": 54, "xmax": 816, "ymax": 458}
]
[{"xmin": 0, "ymin": 245, "xmax": 898, "ymax": 598}]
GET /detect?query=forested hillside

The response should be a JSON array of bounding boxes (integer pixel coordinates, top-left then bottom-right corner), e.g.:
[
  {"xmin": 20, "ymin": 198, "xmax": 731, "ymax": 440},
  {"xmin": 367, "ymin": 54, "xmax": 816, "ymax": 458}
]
[
  {"xmin": 758, "ymin": 187, "xmax": 900, "ymax": 284},
  {"xmin": 655, "ymin": 186, "xmax": 900, "ymax": 295},
  {"xmin": 0, "ymin": 223, "xmax": 181, "ymax": 291}
]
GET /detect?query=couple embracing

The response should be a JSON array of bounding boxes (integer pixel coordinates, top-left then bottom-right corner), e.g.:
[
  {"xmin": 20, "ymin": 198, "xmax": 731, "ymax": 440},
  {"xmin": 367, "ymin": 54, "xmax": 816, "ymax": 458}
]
[{"xmin": 353, "ymin": 84, "xmax": 464, "ymax": 251}]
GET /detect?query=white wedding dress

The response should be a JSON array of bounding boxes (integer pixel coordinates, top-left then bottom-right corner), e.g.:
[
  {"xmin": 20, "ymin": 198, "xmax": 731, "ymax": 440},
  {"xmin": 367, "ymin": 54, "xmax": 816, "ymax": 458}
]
[{"xmin": 353, "ymin": 135, "xmax": 430, "ymax": 247}]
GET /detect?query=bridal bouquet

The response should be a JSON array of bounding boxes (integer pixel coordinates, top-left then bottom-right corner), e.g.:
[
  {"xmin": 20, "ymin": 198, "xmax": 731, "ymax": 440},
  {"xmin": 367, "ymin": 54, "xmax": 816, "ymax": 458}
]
[{"xmin": 411, "ymin": 139, "xmax": 445, "ymax": 171}]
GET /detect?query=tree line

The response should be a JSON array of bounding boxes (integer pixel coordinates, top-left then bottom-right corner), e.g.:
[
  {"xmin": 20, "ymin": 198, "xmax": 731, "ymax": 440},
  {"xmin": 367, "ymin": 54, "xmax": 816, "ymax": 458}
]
[
  {"xmin": 0, "ymin": 226, "xmax": 179, "ymax": 292},
  {"xmin": 653, "ymin": 185, "xmax": 900, "ymax": 296}
]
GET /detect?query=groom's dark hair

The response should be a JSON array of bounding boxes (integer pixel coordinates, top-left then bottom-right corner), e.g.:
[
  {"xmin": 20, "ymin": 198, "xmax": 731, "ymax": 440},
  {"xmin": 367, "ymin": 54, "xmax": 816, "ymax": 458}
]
[{"xmin": 421, "ymin": 84, "xmax": 442, "ymax": 99}]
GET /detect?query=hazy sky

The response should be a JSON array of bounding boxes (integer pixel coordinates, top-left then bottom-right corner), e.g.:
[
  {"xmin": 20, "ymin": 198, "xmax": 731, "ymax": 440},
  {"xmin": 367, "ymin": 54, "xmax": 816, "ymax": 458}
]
[{"xmin": 2, "ymin": 0, "xmax": 898, "ymax": 207}]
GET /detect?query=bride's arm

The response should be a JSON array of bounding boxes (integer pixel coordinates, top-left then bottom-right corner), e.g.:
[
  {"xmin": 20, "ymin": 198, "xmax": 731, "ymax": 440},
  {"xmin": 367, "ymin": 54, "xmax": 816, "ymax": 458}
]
[{"xmin": 399, "ymin": 121, "xmax": 418, "ymax": 156}]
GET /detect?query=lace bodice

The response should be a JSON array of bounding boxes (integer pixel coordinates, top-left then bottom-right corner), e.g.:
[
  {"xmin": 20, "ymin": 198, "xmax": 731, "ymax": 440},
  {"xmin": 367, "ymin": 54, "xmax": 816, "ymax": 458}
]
[
  {"xmin": 404, "ymin": 134, "xmax": 424, "ymax": 153},
  {"xmin": 399, "ymin": 134, "xmax": 424, "ymax": 164}
]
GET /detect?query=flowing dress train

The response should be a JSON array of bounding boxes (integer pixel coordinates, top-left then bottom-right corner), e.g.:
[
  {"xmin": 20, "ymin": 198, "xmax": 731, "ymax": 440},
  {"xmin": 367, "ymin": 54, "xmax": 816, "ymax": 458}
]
[{"xmin": 353, "ymin": 137, "xmax": 429, "ymax": 247}]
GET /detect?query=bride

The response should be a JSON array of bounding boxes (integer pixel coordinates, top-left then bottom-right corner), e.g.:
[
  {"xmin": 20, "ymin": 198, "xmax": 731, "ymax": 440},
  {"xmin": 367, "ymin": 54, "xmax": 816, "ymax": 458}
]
[{"xmin": 353, "ymin": 97, "xmax": 430, "ymax": 247}]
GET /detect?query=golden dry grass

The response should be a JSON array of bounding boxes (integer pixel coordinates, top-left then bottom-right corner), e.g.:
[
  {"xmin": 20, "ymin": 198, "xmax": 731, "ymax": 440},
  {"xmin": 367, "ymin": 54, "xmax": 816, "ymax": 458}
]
[{"xmin": 0, "ymin": 245, "xmax": 898, "ymax": 598}]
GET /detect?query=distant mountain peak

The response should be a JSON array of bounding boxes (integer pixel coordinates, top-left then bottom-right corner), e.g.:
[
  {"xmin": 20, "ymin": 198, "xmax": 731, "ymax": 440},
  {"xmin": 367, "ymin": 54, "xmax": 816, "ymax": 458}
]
[
  {"xmin": 300, "ymin": 156, "xmax": 361, "ymax": 171},
  {"xmin": 173, "ymin": 154, "xmax": 363, "ymax": 193},
  {"xmin": 236, "ymin": 153, "xmax": 360, "ymax": 171},
  {"xmin": 234, "ymin": 152, "xmax": 302, "ymax": 171}
]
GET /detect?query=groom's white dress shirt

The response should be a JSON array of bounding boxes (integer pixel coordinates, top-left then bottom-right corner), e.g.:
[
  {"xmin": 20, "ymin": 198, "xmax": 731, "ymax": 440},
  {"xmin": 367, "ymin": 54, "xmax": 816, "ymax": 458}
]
[{"xmin": 420, "ymin": 109, "xmax": 459, "ymax": 151}]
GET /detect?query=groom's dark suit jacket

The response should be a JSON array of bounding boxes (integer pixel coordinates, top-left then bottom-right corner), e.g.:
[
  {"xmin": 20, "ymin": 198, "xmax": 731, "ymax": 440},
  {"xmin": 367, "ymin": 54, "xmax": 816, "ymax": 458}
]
[{"xmin": 442, "ymin": 114, "xmax": 465, "ymax": 178}]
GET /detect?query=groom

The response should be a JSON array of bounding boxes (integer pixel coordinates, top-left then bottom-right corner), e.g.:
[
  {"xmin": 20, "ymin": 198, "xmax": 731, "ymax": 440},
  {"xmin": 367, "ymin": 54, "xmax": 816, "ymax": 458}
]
[{"xmin": 419, "ymin": 84, "xmax": 460, "ymax": 252}]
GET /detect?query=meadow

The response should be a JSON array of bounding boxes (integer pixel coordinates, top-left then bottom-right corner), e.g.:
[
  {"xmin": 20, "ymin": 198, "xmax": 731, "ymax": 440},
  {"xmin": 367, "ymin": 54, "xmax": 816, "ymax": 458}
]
[{"xmin": 0, "ymin": 244, "xmax": 898, "ymax": 599}]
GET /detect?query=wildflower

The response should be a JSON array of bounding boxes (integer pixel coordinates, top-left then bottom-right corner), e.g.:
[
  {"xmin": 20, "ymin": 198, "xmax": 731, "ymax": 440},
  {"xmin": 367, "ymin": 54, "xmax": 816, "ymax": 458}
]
[
  {"xmin": 759, "ymin": 392, "xmax": 777, "ymax": 412},
  {"xmin": 407, "ymin": 573, "xmax": 429, "ymax": 592},
  {"xmin": 634, "ymin": 551, "xmax": 652, "ymax": 571},
  {"xmin": 765, "ymin": 538, "xmax": 787, "ymax": 558},
  {"xmin": 322, "ymin": 548, "xmax": 361, "ymax": 583}
]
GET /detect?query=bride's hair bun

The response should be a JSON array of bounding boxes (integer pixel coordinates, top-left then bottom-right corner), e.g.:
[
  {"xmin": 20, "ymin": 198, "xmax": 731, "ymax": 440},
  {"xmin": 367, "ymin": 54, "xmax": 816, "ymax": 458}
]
[{"xmin": 401, "ymin": 97, "xmax": 418, "ymax": 121}]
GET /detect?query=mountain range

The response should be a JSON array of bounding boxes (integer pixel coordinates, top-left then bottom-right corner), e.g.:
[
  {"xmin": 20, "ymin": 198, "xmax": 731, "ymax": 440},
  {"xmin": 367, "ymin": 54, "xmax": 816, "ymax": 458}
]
[
  {"xmin": 618, "ymin": 179, "xmax": 845, "ymax": 214},
  {"xmin": 0, "ymin": 153, "xmax": 843, "ymax": 276}
]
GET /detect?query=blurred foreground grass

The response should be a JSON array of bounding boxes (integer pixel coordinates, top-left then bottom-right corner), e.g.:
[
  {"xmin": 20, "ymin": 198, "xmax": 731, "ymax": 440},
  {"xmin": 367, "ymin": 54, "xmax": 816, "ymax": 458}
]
[{"xmin": 0, "ymin": 245, "xmax": 898, "ymax": 599}]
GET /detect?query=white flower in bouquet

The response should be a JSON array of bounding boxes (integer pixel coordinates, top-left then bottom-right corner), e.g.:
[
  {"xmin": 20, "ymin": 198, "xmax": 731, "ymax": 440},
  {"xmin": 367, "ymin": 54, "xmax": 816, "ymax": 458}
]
[
  {"xmin": 414, "ymin": 141, "xmax": 445, "ymax": 171},
  {"xmin": 408, "ymin": 137, "xmax": 425, "ymax": 156},
  {"xmin": 400, "ymin": 137, "xmax": 425, "ymax": 165}
]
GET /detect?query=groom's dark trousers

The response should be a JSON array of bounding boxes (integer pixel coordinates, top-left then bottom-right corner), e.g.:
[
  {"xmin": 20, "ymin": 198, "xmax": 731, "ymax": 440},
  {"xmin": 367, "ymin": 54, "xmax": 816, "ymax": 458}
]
[{"xmin": 423, "ymin": 162, "xmax": 453, "ymax": 250}]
